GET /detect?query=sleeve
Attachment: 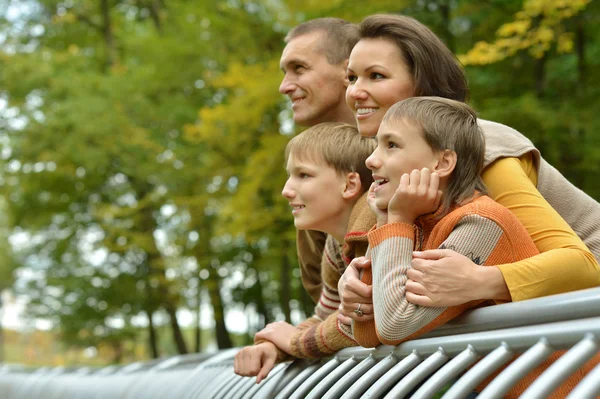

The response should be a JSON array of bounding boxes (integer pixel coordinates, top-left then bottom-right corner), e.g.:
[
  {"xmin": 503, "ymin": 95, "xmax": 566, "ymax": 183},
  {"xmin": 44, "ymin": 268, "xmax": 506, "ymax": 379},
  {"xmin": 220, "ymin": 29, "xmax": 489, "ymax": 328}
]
[
  {"xmin": 296, "ymin": 229, "xmax": 327, "ymax": 304},
  {"xmin": 483, "ymin": 155, "xmax": 600, "ymax": 302},
  {"xmin": 288, "ymin": 311, "xmax": 357, "ymax": 359},
  {"xmin": 366, "ymin": 216, "xmax": 507, "ymax": 346}
]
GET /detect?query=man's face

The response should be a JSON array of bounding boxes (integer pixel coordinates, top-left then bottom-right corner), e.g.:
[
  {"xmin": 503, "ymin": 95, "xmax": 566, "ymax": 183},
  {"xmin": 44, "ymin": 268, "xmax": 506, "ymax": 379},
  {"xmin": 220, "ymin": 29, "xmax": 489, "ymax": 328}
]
[{"xmin": 279, "ymin": 31, "xmax": 348, "ymax": 126}]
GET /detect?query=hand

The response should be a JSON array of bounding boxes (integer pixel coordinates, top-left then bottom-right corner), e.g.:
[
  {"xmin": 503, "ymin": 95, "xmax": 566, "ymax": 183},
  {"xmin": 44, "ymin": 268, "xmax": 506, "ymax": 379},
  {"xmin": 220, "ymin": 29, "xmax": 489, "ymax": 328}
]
[
  {"xmin": 388, "ymin": 168, "xmax": 442, "ymax": 224},
  {"xmin": 367, "ymin": 182, "xmax": 388, "ymax": 227},
  {"xmin": 234, "ymin": 342, "xmax": 279, "ymax": 384},
  {"xmin": 337, "ymin": 257, "xmax": 374, "ymax": 322},
  {"xmin": 254, "ymin": 321, "xmax": 300, "ymax": 355},
  {"xmin": 406, "ymin": 249, "xmax": 509, "ymax": 306}
]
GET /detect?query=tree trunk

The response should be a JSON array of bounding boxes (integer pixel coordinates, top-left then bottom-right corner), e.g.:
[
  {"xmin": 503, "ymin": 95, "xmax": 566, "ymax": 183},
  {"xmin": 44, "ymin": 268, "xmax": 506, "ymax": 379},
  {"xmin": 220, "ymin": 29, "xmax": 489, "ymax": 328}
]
[
  {"xmin": 100, "ymin": 0, "xmax": 116, "ymax": 67},
  {"xmin": 534, "ymin": 53, "xmax": 546, "ymax": 98},
  {"xmin": 254, "ymin": 268, "xmax": 270, "ymax": 328},
  {"xmin": 145, "ymin": 308, "xmax": 159, "ymax": 359},
  {"xmin": 194, "ymin": 282, "xmax": 202, "ymax": 353},
  {"xmin": 164, "ymin": 302, "xmax": 188, "ymax": 354},
  {"xmin": 207, "ymin": 272, "xmax": 232, "ymax": 349},
  {"xmin": 280, "ymin": 239, "xmax": 292, "ymax": 323},
  {"xmin": 575, "ymin": 14, "xmax": 586, "ymax": 89},
  {"xmin": 300, "ymin": 286, "xmax": 314, "ymax": 320},
  {"xmin": 439, "ymin": 0, "xmax": 455, "ymax": 53}
]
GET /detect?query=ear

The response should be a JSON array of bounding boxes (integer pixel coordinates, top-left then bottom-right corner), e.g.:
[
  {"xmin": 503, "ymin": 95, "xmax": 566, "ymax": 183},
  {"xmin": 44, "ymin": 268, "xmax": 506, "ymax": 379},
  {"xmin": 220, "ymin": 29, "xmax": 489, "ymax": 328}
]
[
  {"xmin": 342, "ymin": 59, "xmax": 350, "ymax": 88},
  {"xmin": 342, "ymin": 172, "xmax": 362, "ymax": 200},
  {"xmin": 433, "ymin": 150, "xmax": 457, "ymax": 178}
]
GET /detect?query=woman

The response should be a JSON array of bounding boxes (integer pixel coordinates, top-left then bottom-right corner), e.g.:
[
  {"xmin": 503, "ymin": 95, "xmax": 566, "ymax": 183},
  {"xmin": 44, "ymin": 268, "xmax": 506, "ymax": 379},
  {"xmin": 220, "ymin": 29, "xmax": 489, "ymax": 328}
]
[
  {"xmin": 336, "ymin": 14, "xmax": 600, "ymax": 398},
  {"xmin": 338, "ymin": 14, "xmax": 600, "ymax": 325}
]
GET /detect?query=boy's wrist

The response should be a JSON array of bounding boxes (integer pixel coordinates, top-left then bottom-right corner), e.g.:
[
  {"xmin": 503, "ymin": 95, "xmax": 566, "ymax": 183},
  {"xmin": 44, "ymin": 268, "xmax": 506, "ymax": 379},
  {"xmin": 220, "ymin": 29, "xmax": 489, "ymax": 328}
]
[{"xmin": 387, "ymin": 211, "xmax": 415, "ymax": 225}]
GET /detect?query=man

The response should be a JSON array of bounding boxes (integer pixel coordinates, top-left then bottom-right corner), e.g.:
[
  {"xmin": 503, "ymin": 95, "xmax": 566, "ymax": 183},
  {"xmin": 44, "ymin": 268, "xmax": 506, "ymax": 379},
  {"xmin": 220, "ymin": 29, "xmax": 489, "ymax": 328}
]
[
  {"xmin": 278, "ymin": 18, "xmax": 357, "ymax": 304},
  {"xmin": 233, "ymin": 18, "xmax": 359, "ymax": 383}
]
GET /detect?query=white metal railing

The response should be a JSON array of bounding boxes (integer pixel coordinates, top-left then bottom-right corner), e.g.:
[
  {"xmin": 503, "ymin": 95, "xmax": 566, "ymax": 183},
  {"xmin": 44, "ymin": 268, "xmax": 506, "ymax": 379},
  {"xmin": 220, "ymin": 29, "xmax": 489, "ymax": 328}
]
[{"xmin": 2, "ymin": 287, "xmax": 600, "ymax": 398}]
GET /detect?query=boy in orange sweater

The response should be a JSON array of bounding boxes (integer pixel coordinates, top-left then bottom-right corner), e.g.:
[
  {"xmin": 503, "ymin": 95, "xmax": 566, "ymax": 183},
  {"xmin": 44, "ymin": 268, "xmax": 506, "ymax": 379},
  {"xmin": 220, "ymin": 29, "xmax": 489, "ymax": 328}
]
[
  {"xmin": 234, "ymin": 122, "xmax": 375, "ymax": 382},
  {"xmin": 349, "ymin": 96, "xmax": 595, "ymax": 398}
]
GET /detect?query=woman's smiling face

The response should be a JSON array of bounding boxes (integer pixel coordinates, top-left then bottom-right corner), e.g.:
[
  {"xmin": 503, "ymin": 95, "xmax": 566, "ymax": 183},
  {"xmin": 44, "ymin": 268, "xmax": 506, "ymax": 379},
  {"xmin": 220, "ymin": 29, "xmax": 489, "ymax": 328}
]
[{"xmin": 346, "ymin": 38, "xmax": 416, "ymax": 138}]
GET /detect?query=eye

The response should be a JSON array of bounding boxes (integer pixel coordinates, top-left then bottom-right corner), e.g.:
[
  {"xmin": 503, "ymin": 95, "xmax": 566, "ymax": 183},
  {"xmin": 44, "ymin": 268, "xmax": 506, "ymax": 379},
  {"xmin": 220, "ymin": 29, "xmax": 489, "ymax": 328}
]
[
  {"xmin": 347, "ymin": 73, "xmax": 357, "ymax": 83},
  {"xmin": 387, "ymin": 141, "xmax": 398, "ymax": 149},
  {"xmin": 294, "ymin": 64, "xmax": 306, "ymax": 73},
  {"xmin": 299, "ymin": 172, "xmax": 310, "ymax": 178},
  {"xmin": 371, "ymin": 72, "xmax": 385, "ymax": 79}
]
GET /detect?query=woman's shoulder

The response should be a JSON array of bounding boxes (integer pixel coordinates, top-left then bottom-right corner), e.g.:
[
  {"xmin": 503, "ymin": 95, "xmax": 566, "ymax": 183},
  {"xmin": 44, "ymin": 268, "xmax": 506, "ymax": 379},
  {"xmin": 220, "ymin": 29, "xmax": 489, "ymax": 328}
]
[{"xmin": 477, "ymin": 118, "xmax": 539, "ymax": 168}]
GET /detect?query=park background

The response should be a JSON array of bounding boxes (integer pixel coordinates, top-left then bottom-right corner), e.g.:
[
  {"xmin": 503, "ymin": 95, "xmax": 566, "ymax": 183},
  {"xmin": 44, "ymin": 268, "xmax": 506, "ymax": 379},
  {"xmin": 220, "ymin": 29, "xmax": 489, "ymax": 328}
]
[{"xmin": 0, "ymin": 0, "xmax": 598, "ymax": 367}]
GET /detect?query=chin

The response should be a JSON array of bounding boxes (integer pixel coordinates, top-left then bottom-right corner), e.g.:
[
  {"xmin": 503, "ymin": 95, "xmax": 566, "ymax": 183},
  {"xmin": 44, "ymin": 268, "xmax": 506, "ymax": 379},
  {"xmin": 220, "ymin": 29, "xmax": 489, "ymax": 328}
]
[{"xmin": 359, "ymin": 124, "xmax": 377, "ymax": 138}]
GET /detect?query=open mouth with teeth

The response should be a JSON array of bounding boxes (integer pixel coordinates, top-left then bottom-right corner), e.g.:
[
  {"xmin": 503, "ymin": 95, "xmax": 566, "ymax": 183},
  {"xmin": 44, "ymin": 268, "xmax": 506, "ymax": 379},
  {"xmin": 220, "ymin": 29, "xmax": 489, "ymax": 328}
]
[
  {"xmin": 356, "ymin": 108, "xmax": 378, "ymax": 116},
  {"xmin": 292, "ymin": 97, "xmax": 305, "ymax": 104},
  {"xmin": 291, "ymin": 204, "xmax": 305, "ymax": 214},
  {"xmin": 374, "ymin": 179, "xmax": 388, "ymax": 191}
]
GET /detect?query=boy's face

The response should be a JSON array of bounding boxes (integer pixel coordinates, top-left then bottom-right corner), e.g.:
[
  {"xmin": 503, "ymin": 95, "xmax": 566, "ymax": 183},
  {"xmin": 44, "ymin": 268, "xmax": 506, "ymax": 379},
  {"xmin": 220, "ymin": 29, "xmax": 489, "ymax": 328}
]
[
  {"xmin": 282, "ymin": 153, "xmax": 348, "ymax": 232},
  {"xmin": 279, "ymin": 31, "xmax": 348, "ymax": 127},
  {"xmin": 366, "ymin": 119, "xmax": 438, "ymax": 210}
]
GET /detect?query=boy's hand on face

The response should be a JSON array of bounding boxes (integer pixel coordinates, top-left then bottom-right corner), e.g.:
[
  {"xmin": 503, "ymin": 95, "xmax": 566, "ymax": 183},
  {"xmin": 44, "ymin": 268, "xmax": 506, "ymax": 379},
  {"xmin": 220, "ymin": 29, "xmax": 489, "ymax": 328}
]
[
  {"xmin": 254, "ymin": 321, "xmax": 300, "ymax": 356},
  {"xmin": 367, "ymin": 182, "xmax": 388, "ymax": 227},
  {"xmin": 388, "ymin": 168, "xmax": 443, "ymax": 224},
  {"xmin": 234, "ymin": 342, "xmax": 279, "ymax": 384}
]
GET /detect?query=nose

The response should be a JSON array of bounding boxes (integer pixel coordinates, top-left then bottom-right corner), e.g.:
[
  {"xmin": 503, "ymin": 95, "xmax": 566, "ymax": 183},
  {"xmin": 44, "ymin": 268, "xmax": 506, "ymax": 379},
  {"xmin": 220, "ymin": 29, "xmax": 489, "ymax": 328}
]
[
  {"xmin": 281, "ymin": 178, "xmax": 295, "ymax": 199},
  {"xmin": 365, "ymin": 149, "xmax": 381, "ymax": 171},
  {"xmin": 279, "ymin": 74, "xmax": 295, "ymax": 95},
  {"xmin": 346, "ymin": 79, "xmax": 368, "ymax": 103}
]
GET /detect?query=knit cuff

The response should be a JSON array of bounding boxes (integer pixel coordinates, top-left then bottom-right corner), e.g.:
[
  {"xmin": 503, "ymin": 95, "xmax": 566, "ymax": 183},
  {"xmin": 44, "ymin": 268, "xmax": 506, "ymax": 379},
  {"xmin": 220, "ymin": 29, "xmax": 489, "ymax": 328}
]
[
  {"xmin": 290, "ymin": 311, "xmax": 358, "ymax": 359},
  {"xmin": 368, "ymin": 222, "xmax": 415, "ymax": 247}
]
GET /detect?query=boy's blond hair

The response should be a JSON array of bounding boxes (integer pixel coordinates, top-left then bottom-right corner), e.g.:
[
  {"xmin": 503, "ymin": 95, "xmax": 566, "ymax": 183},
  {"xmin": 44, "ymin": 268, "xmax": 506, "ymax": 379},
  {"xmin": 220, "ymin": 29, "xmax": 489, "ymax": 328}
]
[
  {"xmin": 382, "ymin": 97, "xmax": 487, "ymax": 213},
  {"xmin": 285, "ymin": 122, "xmax": 376, "ymax": 193}
]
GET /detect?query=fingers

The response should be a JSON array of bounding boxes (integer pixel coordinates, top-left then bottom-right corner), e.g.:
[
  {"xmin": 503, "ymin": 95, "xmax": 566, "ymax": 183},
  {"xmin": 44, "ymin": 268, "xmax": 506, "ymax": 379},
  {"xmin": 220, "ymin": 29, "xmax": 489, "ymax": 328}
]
[
  {"xmin": 337, "ymin": 312, "xmax": 353, "ymax": 326},
  {"xmin": 405, "ymin": 279, "xmax": 428, "ymax": 296},
  {"xmin": 349, "ymin": 256, "xmax": 371, "ymax": 270},
  {"xmin": 256, "ymin": 351, "xmax": 277, "ymax": 384},
  {"xmin": 343, "ymin": 278, "xmax": 373, "ymax": 300},
  {"xmin": 406, "ymin": 267, "xmax": 424, "ymax": 282},
  {"xmin": 412, "ymin": 248, "xmax": 453, "ymax": 260},
  {"xmin": 406, "ymin": 291, "xmax": 435, "ymax": 306},
  {"xmin": 234, "ymin": 347, "xmax": 262, "ymax": 377}
]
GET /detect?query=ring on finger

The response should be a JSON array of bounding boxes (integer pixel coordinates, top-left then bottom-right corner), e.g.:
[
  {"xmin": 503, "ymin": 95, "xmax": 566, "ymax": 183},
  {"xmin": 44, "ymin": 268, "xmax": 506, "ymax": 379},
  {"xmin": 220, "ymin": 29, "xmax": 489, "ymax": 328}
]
[{"xmin": 354, "ymin": 303, "xmax": 364, "ymax": 317}]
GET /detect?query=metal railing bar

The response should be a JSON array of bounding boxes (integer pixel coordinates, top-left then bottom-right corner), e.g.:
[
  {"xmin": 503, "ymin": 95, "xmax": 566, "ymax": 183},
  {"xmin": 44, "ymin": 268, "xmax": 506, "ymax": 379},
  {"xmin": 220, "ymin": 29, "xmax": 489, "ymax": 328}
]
[
  {"xmin": 273, "ymin": 362, "xmax": 322, "ymax": 399},
  {"xmin": 441, "ymin": 343, "xmax": 513, "ymax": 399},
  {"xmin": 189, "ymin": 366, "xmax": 234, "ymax": 399},
  {"xmin": 305, "ymin": 357, "xmax": 358, "ymax": 399},
  {"xmin": 566, "ymin": 361, "xmax": 600, "ymax": 399},
  {"xmin": 362, "ymin": 351, "xmax": 422, "ymax": 398},
  {"xmin": 212, "ymin": 373, "xmax": 245, "ymax": 399},
  {"xmin": 423, "ymin": 287, "xmax": 600, "ymax": 338},
  {"xmin": 383, "ymin": 348, "xmax": 448, "ymax": 399},
  {"xmin": 478, "ymin": 338, "xmax": 553, "ymax": 399},
  {"xmin": 340, "ymin": 354, "xmax": 398, "ymax": 399},
  {"xmin": 321, "ymin": 355, "xmax": 377, "ymax": 399},
  {"xmin": 252, "ymin": 362, "xmax": 301, "ymax": 399},
  {"xmin": 520, "ymin": 333, "xmax": 599, "ymax": 398},
  {"xmin": 288, "ymin": 358, "xmax": 340, "ymax": 399},
  {"xmin": 253, "ymin": 360, "xmax": 308, "ymax": 399},
  {"xmin": 240, "ymin": 362, "xmax": 289, "ymax": 399},
  {"xmin": 412, "ymin": 345, "xmax": 480, "ymax": 399}
]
